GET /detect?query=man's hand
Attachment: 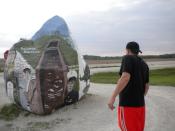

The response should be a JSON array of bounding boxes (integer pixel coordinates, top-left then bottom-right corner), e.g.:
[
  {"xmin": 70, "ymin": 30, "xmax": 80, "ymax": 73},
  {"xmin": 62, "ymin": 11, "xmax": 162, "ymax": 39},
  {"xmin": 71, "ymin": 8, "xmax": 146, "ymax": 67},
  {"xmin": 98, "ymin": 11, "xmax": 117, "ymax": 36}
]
[
  {"xmin": 108, "ymin": 72, "xmax": 130, "ymax": 111},
  {"xmin": 108, "ymin": 97, "xmax": 115, "ymax": 110}
]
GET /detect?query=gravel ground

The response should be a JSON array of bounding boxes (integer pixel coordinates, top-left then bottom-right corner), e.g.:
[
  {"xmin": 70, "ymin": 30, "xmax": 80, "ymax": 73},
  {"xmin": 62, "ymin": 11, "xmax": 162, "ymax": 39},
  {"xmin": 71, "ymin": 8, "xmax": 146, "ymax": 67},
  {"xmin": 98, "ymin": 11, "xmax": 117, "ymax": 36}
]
[{"xmin": 1, "ymin": 77, "xmax": 175, "ymax": 131}]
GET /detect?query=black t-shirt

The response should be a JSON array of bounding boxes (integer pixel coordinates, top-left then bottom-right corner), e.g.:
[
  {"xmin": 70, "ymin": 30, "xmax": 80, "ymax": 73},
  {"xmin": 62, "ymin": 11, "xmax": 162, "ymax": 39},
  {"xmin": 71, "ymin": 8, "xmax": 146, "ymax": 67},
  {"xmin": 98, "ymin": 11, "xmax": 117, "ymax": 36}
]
[{"xmin": 119, "ymin": 55, "xmax": 149, "ymax": 107}]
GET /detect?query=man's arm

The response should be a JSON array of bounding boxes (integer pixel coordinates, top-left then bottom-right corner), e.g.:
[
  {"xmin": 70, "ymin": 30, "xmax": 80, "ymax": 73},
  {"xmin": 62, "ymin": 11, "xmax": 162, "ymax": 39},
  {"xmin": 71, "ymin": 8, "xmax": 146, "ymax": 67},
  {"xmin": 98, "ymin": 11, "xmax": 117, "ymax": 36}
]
[
  {"xmin": 144, "ymin": 83, "xmax": 149, "ymax": 96},
  {"xmin": 145, "ymin": 63, "xmax": 149, "ymax": 96},
  {"xmin": 108, "ymin": 72, "xmax": 130, "ymax": 110}
]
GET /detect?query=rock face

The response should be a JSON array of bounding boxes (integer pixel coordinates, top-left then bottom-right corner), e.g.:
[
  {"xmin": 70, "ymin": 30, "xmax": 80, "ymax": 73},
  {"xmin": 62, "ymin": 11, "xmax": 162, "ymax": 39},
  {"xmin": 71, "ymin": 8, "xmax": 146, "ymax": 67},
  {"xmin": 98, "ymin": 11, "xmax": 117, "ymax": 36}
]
[{"xmin": 32, "ymin": 16, "xmax": 70, "ymax": 41}]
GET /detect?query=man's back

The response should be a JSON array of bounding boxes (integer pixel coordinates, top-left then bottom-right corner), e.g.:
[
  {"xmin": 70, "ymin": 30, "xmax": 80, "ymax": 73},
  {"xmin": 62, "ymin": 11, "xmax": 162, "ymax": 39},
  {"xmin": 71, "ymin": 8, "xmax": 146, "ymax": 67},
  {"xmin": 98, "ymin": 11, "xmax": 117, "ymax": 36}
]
[
  {"xmin": 119, "ymin": 55, "xmax": 149, "ymax": 107},
  {"xmin": 108, "ymin": 41, "xmax": 149, "ymax": 131}
]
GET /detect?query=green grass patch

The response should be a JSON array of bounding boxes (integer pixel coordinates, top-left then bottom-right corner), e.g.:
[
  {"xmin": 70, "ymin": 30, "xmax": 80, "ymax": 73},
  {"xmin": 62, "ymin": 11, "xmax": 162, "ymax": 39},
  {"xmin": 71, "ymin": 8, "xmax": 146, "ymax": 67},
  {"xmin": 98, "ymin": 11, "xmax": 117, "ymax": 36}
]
[
  {"xmin": 150, "ymin": 68, "xmax": 175, "ymax": 86},
  {"xmin": 91, "ymin": 67, "xmax": 175, "ymax": 86},
  {"xmin": 91, "ymin": 72, "xmax": 120, "ymax": 84},
  {"xmin": 0, "ymin": 104, "xmax": 22, "ymax": 121}
]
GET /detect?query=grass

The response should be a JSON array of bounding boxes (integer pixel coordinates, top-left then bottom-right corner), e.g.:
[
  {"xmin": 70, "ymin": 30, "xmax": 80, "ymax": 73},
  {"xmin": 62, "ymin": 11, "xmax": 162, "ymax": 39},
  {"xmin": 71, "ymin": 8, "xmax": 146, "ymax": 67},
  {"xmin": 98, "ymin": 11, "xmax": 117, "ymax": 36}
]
[
  {"xmin": 150, "ymin": 68, "xmax": 175, "ymax": 86},
  {"xmin": 0, "ymin": 104, "xmax": 22, "ymax": 121},
  {"xmin": 91, "ymin": 67, "xmax": 175, "ymax": 87},
  {"xmin": 91, "ymin": 72, "xmax": 120, "ymax": 84}
]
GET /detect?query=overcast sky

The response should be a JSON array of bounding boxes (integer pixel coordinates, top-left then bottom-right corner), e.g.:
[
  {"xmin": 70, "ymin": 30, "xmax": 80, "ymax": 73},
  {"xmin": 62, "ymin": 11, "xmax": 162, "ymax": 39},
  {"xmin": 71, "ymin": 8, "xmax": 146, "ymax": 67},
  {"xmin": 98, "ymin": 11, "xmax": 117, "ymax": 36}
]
[{"xmin": 0, "ymin": 0, "xmax": 175, "ymax": 57}]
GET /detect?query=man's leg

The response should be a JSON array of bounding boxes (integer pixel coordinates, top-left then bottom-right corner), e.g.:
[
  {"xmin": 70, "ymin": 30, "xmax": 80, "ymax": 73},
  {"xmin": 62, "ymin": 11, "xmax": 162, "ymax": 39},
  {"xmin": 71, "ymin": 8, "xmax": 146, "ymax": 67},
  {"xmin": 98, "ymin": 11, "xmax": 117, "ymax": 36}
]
[{"xmin": 118, "ymin": 106, "xmax": 128, "ymax": 131}]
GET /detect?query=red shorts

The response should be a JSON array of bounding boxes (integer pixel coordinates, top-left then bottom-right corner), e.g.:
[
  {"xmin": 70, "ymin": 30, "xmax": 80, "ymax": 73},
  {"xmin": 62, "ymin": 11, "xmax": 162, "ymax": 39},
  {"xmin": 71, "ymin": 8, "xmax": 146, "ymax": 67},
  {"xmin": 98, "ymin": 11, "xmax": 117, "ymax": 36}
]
[{"xmin": 118, "ymin": 106, "xmax": 145, "ymax": 131}]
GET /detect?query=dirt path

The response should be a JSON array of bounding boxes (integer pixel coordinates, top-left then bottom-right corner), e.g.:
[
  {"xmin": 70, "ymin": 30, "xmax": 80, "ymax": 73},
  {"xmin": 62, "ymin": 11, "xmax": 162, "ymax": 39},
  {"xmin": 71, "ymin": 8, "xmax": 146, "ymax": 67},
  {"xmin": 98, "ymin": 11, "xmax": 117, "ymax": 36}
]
[{"xmin": 1, "ymin": 81, "xmax": 175, "ymax": 131}]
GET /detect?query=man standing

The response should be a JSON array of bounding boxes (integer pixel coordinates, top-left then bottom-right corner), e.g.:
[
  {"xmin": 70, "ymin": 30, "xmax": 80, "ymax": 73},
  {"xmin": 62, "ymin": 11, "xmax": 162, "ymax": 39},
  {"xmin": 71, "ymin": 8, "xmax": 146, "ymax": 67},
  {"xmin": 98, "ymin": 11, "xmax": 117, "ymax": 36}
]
[{"xmin": 108, "ymin": 41, "xmax": 149, "ymax": 131}]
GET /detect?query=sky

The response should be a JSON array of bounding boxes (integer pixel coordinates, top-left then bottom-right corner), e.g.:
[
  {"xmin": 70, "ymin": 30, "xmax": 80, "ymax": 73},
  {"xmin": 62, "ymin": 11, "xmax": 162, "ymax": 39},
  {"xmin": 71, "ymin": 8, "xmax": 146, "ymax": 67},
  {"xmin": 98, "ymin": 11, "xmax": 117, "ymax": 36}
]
[{"xmin": 0, "ymin": 0, "xmax": 175, "ymax": 57}]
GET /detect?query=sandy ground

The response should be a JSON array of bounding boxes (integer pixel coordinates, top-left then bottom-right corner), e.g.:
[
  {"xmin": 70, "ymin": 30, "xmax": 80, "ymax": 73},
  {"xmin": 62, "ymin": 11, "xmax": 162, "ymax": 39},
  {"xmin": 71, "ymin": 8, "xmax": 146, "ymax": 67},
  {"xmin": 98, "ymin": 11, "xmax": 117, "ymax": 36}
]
[{"xmin": 1, "ymin": 80, "xmax": 175, "ymax": 130}]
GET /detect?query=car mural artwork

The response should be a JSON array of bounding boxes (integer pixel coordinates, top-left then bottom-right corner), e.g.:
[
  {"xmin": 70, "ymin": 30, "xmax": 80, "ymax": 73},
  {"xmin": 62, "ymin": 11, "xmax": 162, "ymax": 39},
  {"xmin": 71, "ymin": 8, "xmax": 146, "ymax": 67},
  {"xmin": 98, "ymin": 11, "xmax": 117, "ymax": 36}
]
[{"xmin": 3, "ymin": 16, "xmax": 90, "ymax": 114}]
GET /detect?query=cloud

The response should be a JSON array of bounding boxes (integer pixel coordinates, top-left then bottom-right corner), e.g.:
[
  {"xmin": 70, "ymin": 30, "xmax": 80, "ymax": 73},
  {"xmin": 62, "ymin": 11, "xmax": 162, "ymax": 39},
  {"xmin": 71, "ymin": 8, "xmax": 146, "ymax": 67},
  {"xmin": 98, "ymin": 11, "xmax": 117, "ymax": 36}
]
[
  {"xmin": 67, "ymin": 0, "xmax": 175, "ymax": 56},
  {"xmin": 0, "ymin": 0, "xmax": 175, "ymax": 57}
]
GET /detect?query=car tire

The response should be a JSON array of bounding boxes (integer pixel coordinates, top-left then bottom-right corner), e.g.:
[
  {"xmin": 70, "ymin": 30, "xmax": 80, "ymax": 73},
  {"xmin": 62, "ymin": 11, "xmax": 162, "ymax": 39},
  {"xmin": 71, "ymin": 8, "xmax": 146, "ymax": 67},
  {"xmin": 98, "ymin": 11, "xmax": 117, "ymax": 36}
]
[{"xmin": 65, "ymin": 79, "xmax": 79, "ymax": 105}]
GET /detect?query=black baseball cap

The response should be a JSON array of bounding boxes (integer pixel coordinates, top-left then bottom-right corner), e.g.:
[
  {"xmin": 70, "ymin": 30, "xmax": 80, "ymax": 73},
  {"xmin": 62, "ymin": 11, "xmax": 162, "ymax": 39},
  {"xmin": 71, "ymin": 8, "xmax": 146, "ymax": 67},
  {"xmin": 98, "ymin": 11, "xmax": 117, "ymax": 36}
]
[{"xmin": 126, "ymin": 41, "xmax": 142, "ymax": 54}]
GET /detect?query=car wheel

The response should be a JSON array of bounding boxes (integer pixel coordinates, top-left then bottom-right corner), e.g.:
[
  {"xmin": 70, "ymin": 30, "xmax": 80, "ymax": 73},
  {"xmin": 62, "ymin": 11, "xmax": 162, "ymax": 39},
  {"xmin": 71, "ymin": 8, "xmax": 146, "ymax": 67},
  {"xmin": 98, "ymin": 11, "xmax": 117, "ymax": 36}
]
[{"xmin": 65, "ymin": 79, "xmax": 79, "ymax": 105}]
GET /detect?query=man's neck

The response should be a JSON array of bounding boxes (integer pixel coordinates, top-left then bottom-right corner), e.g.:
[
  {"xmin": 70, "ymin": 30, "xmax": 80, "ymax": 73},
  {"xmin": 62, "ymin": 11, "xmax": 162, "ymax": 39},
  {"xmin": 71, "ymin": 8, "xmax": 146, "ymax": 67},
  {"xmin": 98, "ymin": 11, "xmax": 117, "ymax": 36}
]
[{"xmin": 127, "ymin": 53, "xmax": 137, "ymax": 56}]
